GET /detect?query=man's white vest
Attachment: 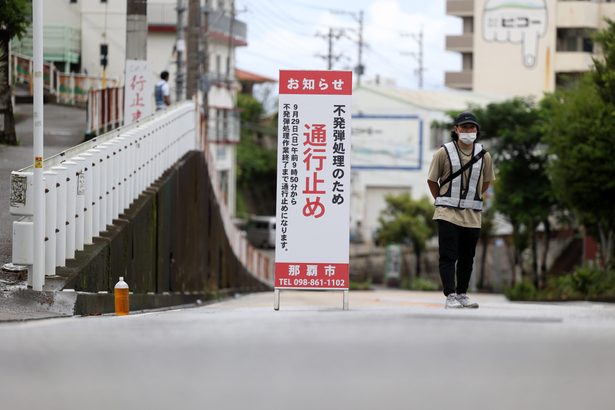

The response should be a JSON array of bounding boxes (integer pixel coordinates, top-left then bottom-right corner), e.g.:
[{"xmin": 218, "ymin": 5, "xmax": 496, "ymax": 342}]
[{"xmin": 434, "ymin": 142, "xmax": 484, "ymax": 211}]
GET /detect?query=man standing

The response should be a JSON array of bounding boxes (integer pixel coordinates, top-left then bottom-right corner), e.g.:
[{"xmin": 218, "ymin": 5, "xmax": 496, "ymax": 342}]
[
  {"xmin": 427, "ymin": 112, "xmax": 495, "ymax": 309},
  {"xmin": 155, "ymin": 71, "xmax": 171, "ymax": 110}
]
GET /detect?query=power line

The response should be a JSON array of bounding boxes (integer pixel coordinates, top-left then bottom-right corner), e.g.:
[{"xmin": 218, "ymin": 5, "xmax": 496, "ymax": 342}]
[{"xmin": 401, "ymin": 29, "xmax": 425, "ymax": 89}]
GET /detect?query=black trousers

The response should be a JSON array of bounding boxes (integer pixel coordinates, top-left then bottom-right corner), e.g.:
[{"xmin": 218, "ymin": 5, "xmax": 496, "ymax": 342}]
[{"xmin": 437, "ymin": 219, "xmax": 481, "ymax": 296}]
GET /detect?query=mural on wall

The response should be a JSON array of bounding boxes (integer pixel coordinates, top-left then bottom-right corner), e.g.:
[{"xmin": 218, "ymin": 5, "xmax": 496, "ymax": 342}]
[{"xmin": 483, "ymin": 0, "xmax": 548, "ymax": 68}]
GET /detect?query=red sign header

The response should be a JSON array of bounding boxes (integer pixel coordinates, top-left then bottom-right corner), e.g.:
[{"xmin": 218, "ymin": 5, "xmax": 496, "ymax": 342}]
[{"xmin": 279, "ymin": 70, "xmax": 353, "ymax": 95}]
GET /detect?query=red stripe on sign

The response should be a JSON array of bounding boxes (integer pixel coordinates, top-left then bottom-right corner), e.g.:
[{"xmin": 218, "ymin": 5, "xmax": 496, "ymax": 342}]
[
  {"xmin": 275, "ymin": 262, "xmax": 349, "ymax": 289},
  {"xmin": 279, "ymin": 70, "xmax": 353, "ymax": 95}
]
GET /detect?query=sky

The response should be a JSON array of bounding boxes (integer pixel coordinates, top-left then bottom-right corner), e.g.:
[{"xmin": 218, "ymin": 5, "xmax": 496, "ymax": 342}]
[{"xmin": 234, "ymin": 0, "xmax": 462, "ymax": 90}]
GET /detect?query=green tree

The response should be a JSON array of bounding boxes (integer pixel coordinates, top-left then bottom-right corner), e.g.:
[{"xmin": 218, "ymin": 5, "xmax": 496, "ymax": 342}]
[
  {"xmin": 0, "ymin": 0, "xmax": 30, "ymax": 144},
  {"xmin": 445, "ymin": 98, "xmax": 557, "ymax": 288},
  {"xmin": 541, "ymin": 75, "xmax": 615, "ymax": 269},
  {"xmin": 236, "ymin": 93, "xmax": 277, "ymax": 216},
  {"xmin": 375, "ymin": 193, "xmax": 436, "ymax": 278}
]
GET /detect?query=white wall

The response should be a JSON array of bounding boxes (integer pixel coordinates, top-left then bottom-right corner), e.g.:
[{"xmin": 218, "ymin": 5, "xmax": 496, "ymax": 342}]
[
  {"xmin": 473, "ymin": 0, "xmax": 557, "ymax": 98},
  {"xmin": 44, "ymin": 0, "xmax": 81, "ymax": 28}
]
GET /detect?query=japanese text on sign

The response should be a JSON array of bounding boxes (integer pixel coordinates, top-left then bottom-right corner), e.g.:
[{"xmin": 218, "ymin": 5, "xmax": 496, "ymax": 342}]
[{"xmin": 275, "ymin": 70, "xmax": 352, "ymax": 290}]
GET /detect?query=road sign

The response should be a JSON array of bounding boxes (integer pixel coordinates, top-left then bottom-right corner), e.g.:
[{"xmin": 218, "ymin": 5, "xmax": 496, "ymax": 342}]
[{"xmin": 274, "ymin": 70, "xmax": 352, "ymax": 310}]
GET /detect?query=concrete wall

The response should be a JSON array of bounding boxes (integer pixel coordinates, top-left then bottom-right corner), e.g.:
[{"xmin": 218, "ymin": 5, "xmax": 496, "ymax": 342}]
[{"xmin": 57, "ymin": 150, "xmax": 268, "ymax": 295}]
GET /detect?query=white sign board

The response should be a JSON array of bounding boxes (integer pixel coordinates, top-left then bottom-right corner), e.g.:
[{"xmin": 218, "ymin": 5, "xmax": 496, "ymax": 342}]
[
  {"xmin": 275, "ymin": 70, "xmax": 352, "ymax": 292},
  {"xmin": 124, "ymin": 59, "xmax": 153, "ymax": 125},
  {"xmin": 352, "ymin": 115, "xmax": 422, "ymax": 170}
]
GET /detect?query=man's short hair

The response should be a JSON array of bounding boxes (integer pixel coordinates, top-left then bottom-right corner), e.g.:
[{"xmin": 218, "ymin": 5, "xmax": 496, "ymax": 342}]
[{"xmin": 160, "ymin": 71, "xmax": 169, "ymax": 80}]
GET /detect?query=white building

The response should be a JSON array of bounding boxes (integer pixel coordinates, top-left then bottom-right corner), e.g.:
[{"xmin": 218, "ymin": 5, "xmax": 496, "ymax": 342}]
[
  {"xmin": 351, "ymin": 85, "xmax": 501, "ymax": 243},
  {"xmin": 12, "ymin": 0, "xmax": 245, "ymax": 216},
  {"xmin": 445, "ymin": 0, "xmax": 615, "ymax": 97}
]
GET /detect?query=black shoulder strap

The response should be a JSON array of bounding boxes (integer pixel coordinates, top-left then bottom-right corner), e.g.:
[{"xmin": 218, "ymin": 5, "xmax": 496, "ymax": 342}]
[{"xmin": 439, "ymin": 149, "xmax": 486, "ymax": 188}]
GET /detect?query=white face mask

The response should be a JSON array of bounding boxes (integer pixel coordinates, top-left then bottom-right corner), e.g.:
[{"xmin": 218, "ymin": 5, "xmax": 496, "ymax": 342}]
[{"xmin": 458, "ymin": 132, "xmax": 477, "ymax": 144}]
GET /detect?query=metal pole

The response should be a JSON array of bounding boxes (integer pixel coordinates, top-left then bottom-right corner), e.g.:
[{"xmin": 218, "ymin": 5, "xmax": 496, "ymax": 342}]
[
  {"xmin": 32, "ymin": 0, "xmax": 45, "ymax": 291},
  {"xmin": 357, "ymin": 10, "xmax": 364, "ymax": 86},
  {"xmin": 328, "ymin": 28, "xmax": 333, "ymax": 70},
  {"xmin": 176, "ymin": 0, "xmax": 185, "ymax": 102}
]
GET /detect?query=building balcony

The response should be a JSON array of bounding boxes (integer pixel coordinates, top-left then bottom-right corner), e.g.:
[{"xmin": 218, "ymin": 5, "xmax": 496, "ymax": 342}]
[
  {"xmin": 446, "ymin": 0, "xmax": 474, "ymax": 17},
  {"xmin": 148, "ymin": 4, "xmax": 247, "ymax": 46},
  {"xmin": 445, "ymin": 34, "xmax": 473, "ymax": 52},
  {"xmin": 445, "ymin": 70, "xmax": 473, "ymax": 90},
  {"xmin": 557, "ymin": 1, "xmax": 600, "ymax": 29},
  {"xmin": 554, "ymin": 51, "xmax": 595, "ymax": 73},
  {"xmin": 208, "ymin": 108, "xmax": 240, "ymax": 144},
  {"xmin": 11, "ymin": 25, "xmax": 80, "ymax": 64}
]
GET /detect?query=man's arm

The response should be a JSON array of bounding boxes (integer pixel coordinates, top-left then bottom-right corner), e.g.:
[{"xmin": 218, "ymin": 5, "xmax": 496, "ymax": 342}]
[
  {"xmin": 427, "ymin": 180, "xmax": 440, "ymax": 200},
  {"xmin": 482, "ymin": 181, "xmax": 490, "ymax": 194}
]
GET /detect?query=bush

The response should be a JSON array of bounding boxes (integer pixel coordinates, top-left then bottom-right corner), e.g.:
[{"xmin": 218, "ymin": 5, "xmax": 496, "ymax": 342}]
[
  {"xmin": 505, "ymin": 265, "xmax": 615, "ymax": 301},
  {"xmin": 549, "ymin": 265, "xmax": 615, "ymax": 300},
  {"xmin": 401, "ymin": 277, "xmax": 440, "ymax": 291},
  {"xmin": 349, "ymin": 279, "xmax": 372, "ymax": 291},
  {"xmin": 505, "ymin": 280, "xmax": 538, "ymax": 301}
]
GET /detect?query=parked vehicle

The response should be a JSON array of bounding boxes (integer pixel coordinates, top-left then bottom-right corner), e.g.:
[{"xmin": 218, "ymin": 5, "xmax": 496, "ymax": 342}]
[{"xmin": 246, "ymin": 216, "xmax": 276, "ymax": 248}]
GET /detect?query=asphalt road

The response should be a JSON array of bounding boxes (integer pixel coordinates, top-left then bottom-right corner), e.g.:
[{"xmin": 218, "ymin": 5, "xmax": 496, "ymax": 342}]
[{"xmin": 1, "ymin": 290, "xmax": 614, "ymax": 410}]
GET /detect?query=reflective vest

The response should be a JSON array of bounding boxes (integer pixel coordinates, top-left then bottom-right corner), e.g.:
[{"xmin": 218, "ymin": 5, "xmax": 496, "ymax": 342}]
[{"xmin": 434, "ymin": 142, "xmax": 485, "ymax": 211}]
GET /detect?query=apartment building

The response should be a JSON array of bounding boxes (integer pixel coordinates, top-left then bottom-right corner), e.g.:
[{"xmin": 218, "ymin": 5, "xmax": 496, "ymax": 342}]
[
  {"xmin": 12, "ymin": 0, "xmax": 245, "ymax": 216},
  {"xmin": 445, "ymin": 0, "xmax": 615, "ymax": 97}
]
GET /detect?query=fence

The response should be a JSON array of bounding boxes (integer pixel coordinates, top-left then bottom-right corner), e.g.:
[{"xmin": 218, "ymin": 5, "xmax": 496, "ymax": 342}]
[
  {"xmin": 7, "ymin": 98, "xmax": 275, "ymax": 290},
  {"xmin": 86, "ymin": 87, "xmax": 124, "ymax": 137},
  {"xmin": 9, "ymin": 103, "xmax": 198, "ymax": 288},
  {"xmin": 12, "ymin": 53, "xmax": 119, "ymax": 106}
]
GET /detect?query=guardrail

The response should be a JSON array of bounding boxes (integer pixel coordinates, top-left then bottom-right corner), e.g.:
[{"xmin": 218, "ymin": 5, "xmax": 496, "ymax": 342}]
[
  {"xmin": 12, "ymin": 53, "xmax": 119, "ymax": 106},
  {"xmin": 86, "ymin": 87, "xmax": 125, "ymax": 137},
  {"xmin": 9, "ymin": 102, "xmax": 198, "ymax": 288}
]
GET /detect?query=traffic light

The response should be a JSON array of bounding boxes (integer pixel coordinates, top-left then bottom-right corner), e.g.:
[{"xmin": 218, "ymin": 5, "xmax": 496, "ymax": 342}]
[{"xmin": 100, "ymin": 44, "xmax": 108, "ymax": 68}]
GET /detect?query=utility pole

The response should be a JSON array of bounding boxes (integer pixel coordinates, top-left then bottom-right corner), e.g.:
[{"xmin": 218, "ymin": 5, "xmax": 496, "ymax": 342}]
[
  {"xmin": 175, "ymin": 0, "xmax": 186, "ymax": 102},
  {"xmin": 315, "ymin": 28, "xmax": 345, "ymax": 70},
  {"xmin": 202, "ymin": 0, "xmax": 209, "ymax": 144},
  {"xmin": 186, "ymin": 0, "xmax": 201, "ymax": 99},
  {"xmin": 330, "ymin": 9, "xmax": 365, "ymax": 85},
  {"xmin": 126, "ymin": 0, "xmax": 147, "ymax": 60},
  {"xmin": 401, "ymin": 29, "xmax": 424, "ymax": 89},
  {"xmin": 356, "ymin": 10, "xmax": 364, "ymax": 86}
]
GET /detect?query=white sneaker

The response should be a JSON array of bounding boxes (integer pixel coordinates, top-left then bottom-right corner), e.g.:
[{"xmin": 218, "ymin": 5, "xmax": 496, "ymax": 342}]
[
  {"xmin": 445, "ymin": 293, "xmax": 463, "ymax": 309},
  {"xmin": 456, "ymin": 293, "xmax": 479, "ymax": 308}
]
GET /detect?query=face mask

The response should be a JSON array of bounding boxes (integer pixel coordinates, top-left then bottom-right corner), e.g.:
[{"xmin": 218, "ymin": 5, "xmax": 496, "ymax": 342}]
[{"xmin": 458, "ymin": 132, "xmax": 477, "ymax": 144}]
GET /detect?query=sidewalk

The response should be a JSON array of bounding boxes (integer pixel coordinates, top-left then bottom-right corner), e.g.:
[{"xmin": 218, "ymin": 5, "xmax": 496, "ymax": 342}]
[{"xmin": 0, "ymin": 103, "xmax": 86, "ymax": 320}]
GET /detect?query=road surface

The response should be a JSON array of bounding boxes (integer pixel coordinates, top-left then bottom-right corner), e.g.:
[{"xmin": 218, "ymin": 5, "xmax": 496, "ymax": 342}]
[{"xmin": 1, "ymin": 290, "xmax": 614, "ymax": 410}]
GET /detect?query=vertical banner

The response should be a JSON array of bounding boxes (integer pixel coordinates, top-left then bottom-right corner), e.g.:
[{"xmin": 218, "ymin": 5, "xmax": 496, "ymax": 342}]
[
  {"xmin": 124, "ymin": 59, "xmax": 153, "ymax": 125},
  {"xmin": 275, "ymin": 70, "xmax": 353, "ymax": 290}
]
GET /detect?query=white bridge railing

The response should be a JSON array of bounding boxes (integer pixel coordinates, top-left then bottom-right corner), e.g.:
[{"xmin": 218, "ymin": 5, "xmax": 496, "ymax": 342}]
[{"xmin": 9, "ymin": 102, "xmax": 198, "ymax": 287}]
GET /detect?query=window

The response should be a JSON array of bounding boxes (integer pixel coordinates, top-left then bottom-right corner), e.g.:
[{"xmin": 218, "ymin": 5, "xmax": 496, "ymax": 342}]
[
  {"xmin": 556, "ymin": 28, "xmax": 595, "ymax": 52},
  {"xmin": 430, "ymin": 124, "xmax": 449, "ymax": 150}
]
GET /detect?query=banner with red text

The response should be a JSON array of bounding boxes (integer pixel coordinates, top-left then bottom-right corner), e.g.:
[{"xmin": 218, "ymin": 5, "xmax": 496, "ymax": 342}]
[
  {"xmin": 124, "ymin": 60, "xmax": 153, "ymax": 125},
  {"xmin": 275, "ymin": 70, "xmax": 352, "ymax": 290}
]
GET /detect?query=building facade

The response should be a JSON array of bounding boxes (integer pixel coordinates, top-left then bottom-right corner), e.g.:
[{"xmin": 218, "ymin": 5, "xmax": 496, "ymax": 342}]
[{"xmin": 445, "ymin": 0, "xmax": 615, "ymax": 97}]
